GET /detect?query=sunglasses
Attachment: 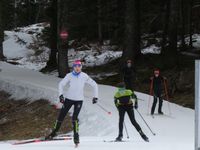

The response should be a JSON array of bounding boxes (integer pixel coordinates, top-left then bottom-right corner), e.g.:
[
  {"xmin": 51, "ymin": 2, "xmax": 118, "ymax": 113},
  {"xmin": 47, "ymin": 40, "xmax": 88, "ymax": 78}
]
[{"xmin": 73, "ymin": 64, "xmax": 82, "ymax": 68}]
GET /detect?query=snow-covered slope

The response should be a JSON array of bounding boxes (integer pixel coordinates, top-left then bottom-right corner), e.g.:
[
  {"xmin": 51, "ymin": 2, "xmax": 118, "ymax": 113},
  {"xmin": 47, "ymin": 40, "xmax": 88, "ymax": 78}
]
[{"xmin": 0, "ymin": 62, "xmax": 194, "ymax": 150}]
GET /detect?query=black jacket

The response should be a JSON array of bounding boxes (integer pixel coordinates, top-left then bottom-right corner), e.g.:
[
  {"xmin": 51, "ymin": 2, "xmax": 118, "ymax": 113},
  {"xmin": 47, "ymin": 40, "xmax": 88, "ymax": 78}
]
[
  {"xmin": 122, "ymin": 65, "xmax": 136, "ymax": 79},
  {"xmin": 152, "ymin": 76, "xmax": 164, "ymax": 96}
]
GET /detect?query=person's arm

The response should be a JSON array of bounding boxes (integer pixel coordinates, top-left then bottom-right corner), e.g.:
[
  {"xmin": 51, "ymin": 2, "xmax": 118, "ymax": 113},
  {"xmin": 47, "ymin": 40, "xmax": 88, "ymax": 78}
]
[
  {"xmin": 58, "ymin": 74, "xmax": 70, "ymax": 97},
  {"xmin": 131, "ymin": 92, "xmax": 138, "ymax": 109},
  {"xmin": 85, "ymin": 75, "xmax": 98, "ymax": 98},
  {"xmin": 114, "ymin": 97, "xmax": 119, "ymax": 107}
]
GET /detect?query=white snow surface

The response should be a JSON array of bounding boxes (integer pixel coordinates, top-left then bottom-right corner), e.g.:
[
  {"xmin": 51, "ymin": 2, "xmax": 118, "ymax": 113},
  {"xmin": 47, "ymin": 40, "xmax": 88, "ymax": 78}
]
[
  {"xmin": 3, "ymin": 23, "xmax": 122, "ymax": 71},
  {"xmin": 0, "ymin": 62, "xmax": 194, "ymax": 150}
]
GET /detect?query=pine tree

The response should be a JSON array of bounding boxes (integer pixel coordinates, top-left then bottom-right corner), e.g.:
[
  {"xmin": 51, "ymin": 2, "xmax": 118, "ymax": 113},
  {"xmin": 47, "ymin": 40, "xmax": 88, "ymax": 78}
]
[{"xmin": 123, "ymin": 0, "xmax": 141, "ymax": 62}]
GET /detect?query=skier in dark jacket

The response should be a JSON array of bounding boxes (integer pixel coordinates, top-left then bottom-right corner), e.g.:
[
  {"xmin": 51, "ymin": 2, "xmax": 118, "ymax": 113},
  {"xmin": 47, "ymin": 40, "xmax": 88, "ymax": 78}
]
[
  {"xmin": 121, "ymin": 60, "xmax": 136, "ymax": 90},
  {"xmin": 151, "ymin": 69, "xmax": 165, "ymax": 115},
  {"xmin": 114, "ymin": 82, "xmax": 149, "ymax": 142}
]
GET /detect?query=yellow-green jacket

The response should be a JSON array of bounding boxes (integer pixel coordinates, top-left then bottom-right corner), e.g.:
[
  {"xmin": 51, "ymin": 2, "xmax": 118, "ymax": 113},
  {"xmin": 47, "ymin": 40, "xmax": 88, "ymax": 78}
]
[{"xmin": 114, "ymin": 88, "xmax": 138, "ymax": 108}]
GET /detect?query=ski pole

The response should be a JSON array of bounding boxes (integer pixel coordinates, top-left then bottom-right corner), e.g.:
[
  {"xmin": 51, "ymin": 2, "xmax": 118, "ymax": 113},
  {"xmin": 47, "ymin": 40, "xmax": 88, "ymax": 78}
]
[
  {"xmin": 147, "ymin": 78, "xmax": 153, "ymax": 114},
  {"xmin": 124, "ymin": 122, "xmax": 129, "ymax": 139},
  {"xmin": 163, "ymin": 78, "xmax": 172, "ymax": 116},
  {"xmin": 135, "ymin": 109, "xmax": 156, "ymax": 136},
  {"xmin": 138, "ymin": 98, "xmax": 145, "ymax": 101},
  {"xmin": 97, "ymin": 103, "xmax": 112, "ymax": 115}
]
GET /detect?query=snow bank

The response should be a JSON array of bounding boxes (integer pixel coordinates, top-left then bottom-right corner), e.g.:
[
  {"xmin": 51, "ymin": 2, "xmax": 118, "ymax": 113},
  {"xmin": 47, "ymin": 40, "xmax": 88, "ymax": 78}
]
[
  {"xmin": 68, "ymin": 49, "xmax": 122, "ymax": 67},
  {"xmin": 185, "ymin": 34, "xmax": 200, "ymax": 49},
  {"xmin": 3, "ymin": 23, "xmax": 50, "ymax": 70},
  {"xmin": 0, "ymin": 62, "xmax": 58, "ymax": 103},
  {"xmin": 141, "ymin": 44, "xmax": 161, "ymax": 54},
  {"xmin": 3, "ymin": 23, "xmax": 122, "ymax": 71}
]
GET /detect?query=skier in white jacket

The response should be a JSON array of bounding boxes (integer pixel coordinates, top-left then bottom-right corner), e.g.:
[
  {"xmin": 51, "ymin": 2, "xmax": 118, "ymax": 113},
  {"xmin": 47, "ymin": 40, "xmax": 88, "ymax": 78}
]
[{"xmin": 46, "ymin": 60, "xmax": 98, "ymax": 145}]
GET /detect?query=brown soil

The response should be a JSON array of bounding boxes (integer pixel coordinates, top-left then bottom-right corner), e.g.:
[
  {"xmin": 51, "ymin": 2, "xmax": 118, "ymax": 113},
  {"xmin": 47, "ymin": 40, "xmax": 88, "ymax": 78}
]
[{"xmin": 0, "ymin": 91, "xmax": 72, "ymax": 140}]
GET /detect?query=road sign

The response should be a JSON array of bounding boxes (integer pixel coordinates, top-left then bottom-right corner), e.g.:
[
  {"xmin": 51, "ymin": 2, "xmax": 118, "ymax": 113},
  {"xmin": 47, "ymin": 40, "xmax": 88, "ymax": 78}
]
[{"xmin": 60, "ymin": 30, "xmax": 68, "ymax": 40}]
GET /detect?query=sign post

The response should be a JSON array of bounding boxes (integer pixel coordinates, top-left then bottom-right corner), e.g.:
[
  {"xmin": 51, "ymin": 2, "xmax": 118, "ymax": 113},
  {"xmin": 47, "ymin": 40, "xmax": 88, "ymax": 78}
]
[{"xmin": 195, "ymin": 60, "xmax": 200, "ymax": 150}]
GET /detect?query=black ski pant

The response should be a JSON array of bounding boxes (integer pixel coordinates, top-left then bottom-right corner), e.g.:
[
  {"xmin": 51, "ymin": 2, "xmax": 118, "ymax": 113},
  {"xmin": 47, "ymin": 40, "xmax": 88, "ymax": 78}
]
[
  {"xmin": 124, "ymin": 77, "xmax": 133, "ymax": 90},
  {"xmin": 151, "ymin": 94, "xmax": 163, "ymax": 114},
  {"xmin": 117, "ymin": 105, "xmax": 142, "ymax": 137},
  {"xmin": 53, "ymin": 99, "xmax": 83, "ymax": 137}
]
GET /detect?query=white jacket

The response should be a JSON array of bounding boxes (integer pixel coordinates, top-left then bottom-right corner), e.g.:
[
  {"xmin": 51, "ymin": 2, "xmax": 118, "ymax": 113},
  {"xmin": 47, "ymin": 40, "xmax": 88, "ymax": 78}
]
[{"xmin": 58, "ymin": 72, "xmax": 98, "ymax": 101}]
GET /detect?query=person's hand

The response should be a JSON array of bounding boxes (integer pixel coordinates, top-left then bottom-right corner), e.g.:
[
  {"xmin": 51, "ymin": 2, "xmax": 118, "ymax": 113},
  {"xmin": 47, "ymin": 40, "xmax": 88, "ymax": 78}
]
[
  {"xmin": 92, "ymin": 97, "xmax": 98, "ymax": 104},
  {"xmin": 59, "ymin": 95, "xmax": 65, "ymax": 104}
]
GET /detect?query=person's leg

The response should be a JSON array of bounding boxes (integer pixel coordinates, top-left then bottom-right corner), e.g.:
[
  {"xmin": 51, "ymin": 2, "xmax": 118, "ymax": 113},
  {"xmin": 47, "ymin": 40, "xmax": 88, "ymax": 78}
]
[
  {"xmin": 158, "ymin": 95, "xmax": 163, "ymax": 114},
  {"xmin": 72, "ymin": 101, "xmax": 83, "ymax": 144},
  {"xmin": 116, "ymin": 106, "xmax": 126, "ymax": 140},
  {"xmin": 151, "ymin": 96, "xmax": 158, "ymax": 115},
  {"xmin": 126, "ymin": 106, "xmax": 149, "ymax": 142},
  {"xmin": 127, "ymin": 78, "xmax": 133, "ymax": 90},
  {"xmin": 46, "ymin": 99, "xmax": 73, "ymax": 139},
  {"xmin": 126, "ymin": 106, "xmax": 141, "ymax": 132}
]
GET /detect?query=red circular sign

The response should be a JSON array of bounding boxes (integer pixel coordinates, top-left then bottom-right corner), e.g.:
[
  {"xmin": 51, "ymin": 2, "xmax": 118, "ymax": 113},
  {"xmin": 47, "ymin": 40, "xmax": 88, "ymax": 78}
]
[{"xmin": 60, "ymin": 31, "xmax": 68, "ymax": 40}]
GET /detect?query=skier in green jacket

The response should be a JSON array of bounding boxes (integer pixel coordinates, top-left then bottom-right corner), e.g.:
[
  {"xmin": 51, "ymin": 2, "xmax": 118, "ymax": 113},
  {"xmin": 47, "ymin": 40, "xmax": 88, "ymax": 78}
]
[{"xmin": 114, "ymin": 82, "xmax": 149, "ymax": 142}]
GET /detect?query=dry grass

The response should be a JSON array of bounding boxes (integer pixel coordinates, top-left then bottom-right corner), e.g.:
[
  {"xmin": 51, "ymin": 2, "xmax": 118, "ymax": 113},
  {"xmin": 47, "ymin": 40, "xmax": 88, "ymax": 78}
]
[{"xmin": 0, "ymin": 91, "xmax": 72, "ymax": 140}]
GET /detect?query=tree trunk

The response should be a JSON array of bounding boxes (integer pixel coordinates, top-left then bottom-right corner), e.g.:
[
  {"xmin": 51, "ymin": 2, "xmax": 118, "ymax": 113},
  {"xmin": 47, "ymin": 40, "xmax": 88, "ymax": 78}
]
[
  {"xmin": 28, "ymin": 0, "xmax": 31, "ymax": 25},
  {"xmin": 189, "ymin": 0, "xmax": 193, "ymax": 48},
  {"xmin": 180, "ymin": 0, "xmax": 186, "ymax": 50},
  {"xmin": 97, "ymin": 0, "xmax": 103, "ymax": 44},
  {"xmin": 161, "ymin": 0, "xmax": 170, "ymax": 53},
  {"xmin": 46, "ymin": 0, "xmax": 58, "ymax": 69},
  {"xmin": 162, "ymin": 0, "xmax": 179, "ymax": 67},
  {"xmin": 0, "ymin": 0, "xmax": 5, "ymax": 60},
  {"xmin": 123, "ymin": 0, "xmax": 141, "ymax": 62},
  {"xmin": 57, "ymin": 0, "xmax": 69, "ymax": 78},
  {"xmin": 169, "ymin": 0, "xmax": 178, "ymax": 52},
  {"xmin": 35, "ymin": 2, "xmax": 42, "ymax": 23},
  {"xmin": 14, "ymin": 0, "xmax": 17, "ymax": 28}
]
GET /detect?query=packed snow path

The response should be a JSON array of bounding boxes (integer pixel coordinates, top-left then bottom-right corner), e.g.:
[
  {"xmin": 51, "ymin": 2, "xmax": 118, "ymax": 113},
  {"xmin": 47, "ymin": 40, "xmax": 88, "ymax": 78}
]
[{"xmin": 0, "ymin": 62, "xmax": 194, "ymax": 150}]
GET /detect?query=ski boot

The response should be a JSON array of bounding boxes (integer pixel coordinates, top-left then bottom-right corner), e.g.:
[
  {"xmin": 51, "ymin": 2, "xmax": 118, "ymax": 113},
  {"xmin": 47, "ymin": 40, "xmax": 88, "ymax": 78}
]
[
  {"xmin": 115, "ymin": 135, "xmax": 123, "ymax": 142},
  {"xmin": 74, "ymin": 133, "xmax": 79, "ymax": 147},
  {"xmin": 158, "ymin": 111, "xmax": 164, "ymax": 115},
  {"xmin": 139, "ymin": 130, "xmax": 149, "ymax": 142},
  {"xmin": 45, "ymin": 120, "xmax": 61, "ymax": 140},
  {"xmin": 45, "ymin": 130, "xmax": 57, "ymax": 140}
]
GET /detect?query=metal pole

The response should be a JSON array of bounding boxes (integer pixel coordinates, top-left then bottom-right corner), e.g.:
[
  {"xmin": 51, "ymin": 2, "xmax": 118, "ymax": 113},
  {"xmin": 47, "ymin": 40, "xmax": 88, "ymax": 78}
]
[
  {"xmin": 135, "ymin": 109, "xmax": 156, "ymax": 136},
  {"xmin": 97, "ymin": 103, "xmax": 112, "ymax": 115},
  {"xmin": 195, "ymin": 60, "xmax": 200, "ymax": 150},
  {"xmin": 124, "ymin": 122, "xmax": 129, "ymax": 139}
]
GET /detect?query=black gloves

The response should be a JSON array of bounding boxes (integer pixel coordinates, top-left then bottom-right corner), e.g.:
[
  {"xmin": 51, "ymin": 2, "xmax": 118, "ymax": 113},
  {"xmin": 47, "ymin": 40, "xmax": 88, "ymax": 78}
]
[
  {"xmin": 92, "ymin": 97, "xmax": 98, "ymax": 104},
  {"xmin": 132, "ymin": 94, "xmax": 138, "ymax": 109},
  {"xmin": 59, "ymin": 95, "xmax": 65, "ymax": 104}
]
